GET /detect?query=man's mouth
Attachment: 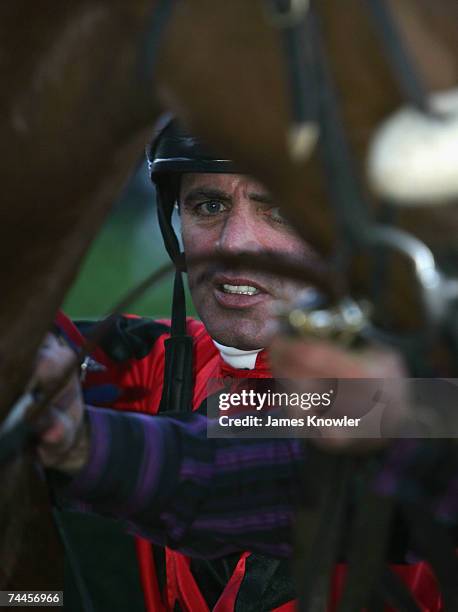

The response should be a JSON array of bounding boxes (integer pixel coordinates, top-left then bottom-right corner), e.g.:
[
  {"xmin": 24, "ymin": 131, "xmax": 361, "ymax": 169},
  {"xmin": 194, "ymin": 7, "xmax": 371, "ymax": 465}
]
[
  {"xmin": 221, "ymin": 283, "xmax": 260, "ymax": 296},
  {"xmin": 211, "ymin": 276, "xmax": 270, "ymax": 309}
]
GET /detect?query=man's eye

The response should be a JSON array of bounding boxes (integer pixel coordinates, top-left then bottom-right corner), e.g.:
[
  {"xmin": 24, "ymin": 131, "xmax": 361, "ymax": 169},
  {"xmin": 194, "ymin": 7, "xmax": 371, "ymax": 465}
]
[
  {"xmin": 196, "ymin": 201, "xmax": 227, "ymax": 216},
  {"xmin": 268, "ymin": 206, "xmax": 287, "ymax": 224}
]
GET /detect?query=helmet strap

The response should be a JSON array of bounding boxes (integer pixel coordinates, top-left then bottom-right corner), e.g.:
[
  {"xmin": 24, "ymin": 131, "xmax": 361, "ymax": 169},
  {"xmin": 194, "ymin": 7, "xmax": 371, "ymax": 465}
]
[
  {"xmin": 158, "ymin": 269, "xmax": 194, "ymax": 413},
  {"xmin": 156, "ymin": 184, "xmax": 186, "ymax": 272}
]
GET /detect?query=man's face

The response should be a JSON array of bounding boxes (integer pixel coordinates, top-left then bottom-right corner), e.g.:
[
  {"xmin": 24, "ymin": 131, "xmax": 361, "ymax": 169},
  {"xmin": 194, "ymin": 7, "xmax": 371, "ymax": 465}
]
[{"xmin": 180, "ymin": 173, "xmax": 316, "ymax": 350}]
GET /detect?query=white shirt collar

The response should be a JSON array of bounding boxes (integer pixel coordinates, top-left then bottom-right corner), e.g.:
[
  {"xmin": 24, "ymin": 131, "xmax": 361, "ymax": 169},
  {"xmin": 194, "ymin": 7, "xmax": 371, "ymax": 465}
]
[{"xmin": 212, "ymin": 340, "xmax": 262, "ymax": 370}]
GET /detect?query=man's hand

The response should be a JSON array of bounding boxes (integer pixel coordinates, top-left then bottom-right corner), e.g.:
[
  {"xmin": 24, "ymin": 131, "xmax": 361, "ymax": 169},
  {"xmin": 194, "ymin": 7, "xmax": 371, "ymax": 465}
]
[
  {"xmin": 34, "ymin": 334, "xmax": 89, "ymax": 474},
  {"xmin": 270, "ymin": 335, "xmax": 408, "ymax": 452},
  {"xmin": 270, "ymin": 335, "xmax": 406, "ymax": 379}
]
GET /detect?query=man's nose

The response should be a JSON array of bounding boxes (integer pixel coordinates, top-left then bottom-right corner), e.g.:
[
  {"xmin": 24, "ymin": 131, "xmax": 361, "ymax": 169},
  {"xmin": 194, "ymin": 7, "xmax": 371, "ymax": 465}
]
[{"xmin": 215, "ymin": 210, "xmax": 264, "ymax": 253}]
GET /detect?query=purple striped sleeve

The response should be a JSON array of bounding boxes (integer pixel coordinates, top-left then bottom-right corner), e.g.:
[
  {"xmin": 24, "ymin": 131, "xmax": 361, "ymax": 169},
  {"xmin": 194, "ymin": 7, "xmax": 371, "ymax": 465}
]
[
  {"xmin": 53, "ymin": 408, "xmax": 306, "ymax": 558},
  {"xmin": 121, "ymin": 413, "xmax": 165, "ymax": 516},
  {"xmin": 64, "ymin": 407, "xmax": 112, "ymax": 498},
  {"xmin": 60, "ymin": 407, "xmax": 169, "ymax": 515}
]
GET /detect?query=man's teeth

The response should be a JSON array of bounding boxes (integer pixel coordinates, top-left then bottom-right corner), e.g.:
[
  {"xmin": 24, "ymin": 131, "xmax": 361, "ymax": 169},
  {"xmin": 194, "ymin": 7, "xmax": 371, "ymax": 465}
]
[{"xmin": 222, "ymin": 284, "xmax": 259, "ymax": 296}]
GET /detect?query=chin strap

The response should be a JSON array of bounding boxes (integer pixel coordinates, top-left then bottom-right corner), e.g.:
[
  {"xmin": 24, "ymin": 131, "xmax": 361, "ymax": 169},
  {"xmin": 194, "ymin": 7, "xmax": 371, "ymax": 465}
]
[
  {"xmin": 159, "ymin": 270, "xmax": 194, "ymax": 414},
  {"xmin": 154, "ymin": 173, "xmax": 194, "ymax": 414}
]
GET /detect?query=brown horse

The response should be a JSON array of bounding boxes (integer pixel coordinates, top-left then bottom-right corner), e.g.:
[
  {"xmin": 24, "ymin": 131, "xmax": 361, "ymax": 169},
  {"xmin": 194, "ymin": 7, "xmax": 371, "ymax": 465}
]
[
  {"xmin": 156, "ymin": 0, "xmax": 458, "ymax": 333},
  {"xmin": 1, "ymin": 0, "xmax": 458, "ymax": 603},
  {"xmin": 154, "ymin": 2, "xmax": 458, "ymax": 607},
  {"xmin": 0, "ymin": 0, "xmax": 163, "ymax": 593}
]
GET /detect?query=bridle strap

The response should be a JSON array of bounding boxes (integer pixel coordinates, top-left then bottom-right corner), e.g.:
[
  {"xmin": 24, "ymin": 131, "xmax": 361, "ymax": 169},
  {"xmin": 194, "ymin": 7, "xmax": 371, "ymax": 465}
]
[
  {"xmin": 138, "ymin": 0, "xmax": 178, "ymax": 87},
  {"xmin": 301, "ymin": 3, "xmax": 451, "ymax": 365},
  {"xmin": 268, "ymin": 0, "xmax": 318, "ymax": 127},
  {"xmin": 365, "ymin": 0, "xmax": 433, "ymax": 115},
  {"xmin": 310, "ymin": 6, "xmax": 373, "ymax": 258}
]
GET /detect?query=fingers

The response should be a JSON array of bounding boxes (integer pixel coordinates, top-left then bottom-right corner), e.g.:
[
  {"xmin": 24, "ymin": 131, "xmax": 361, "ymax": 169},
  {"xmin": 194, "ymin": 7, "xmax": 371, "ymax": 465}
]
[
  {"xmin": 36, "ymin": 407, "xmax": 79, "ymax": 465},
  {"xmin": 37, "ymin": 414, "xmax": 89, "ymax": 473},
  {"xmin": 32, "ymin": 333, "xmax": 87, "ymax": 471},
  {"xmin": 35, "ymin": 334, "xmax": 77, "ymax": 389}
]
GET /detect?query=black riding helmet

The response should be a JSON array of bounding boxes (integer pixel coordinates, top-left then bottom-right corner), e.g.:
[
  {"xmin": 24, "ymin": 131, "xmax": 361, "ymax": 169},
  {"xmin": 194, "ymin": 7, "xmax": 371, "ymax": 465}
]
[
  {"xmin": 146, "ymin": 115, "xmax": 238, "ymax": 413},
  {"xmin": 147, "ymin": 114, "xmax": 238, "ymax": 270}
]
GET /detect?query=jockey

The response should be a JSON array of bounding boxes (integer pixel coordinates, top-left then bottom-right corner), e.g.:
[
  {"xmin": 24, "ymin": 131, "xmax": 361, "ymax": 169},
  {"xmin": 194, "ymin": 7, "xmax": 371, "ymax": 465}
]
[
  {"xmin": 53, "ymin": 117, "xmax": 446, "ymax": 611},
  {"xmin": 58, "ymin": 115, "xmax": 314, "ymax": 611}
]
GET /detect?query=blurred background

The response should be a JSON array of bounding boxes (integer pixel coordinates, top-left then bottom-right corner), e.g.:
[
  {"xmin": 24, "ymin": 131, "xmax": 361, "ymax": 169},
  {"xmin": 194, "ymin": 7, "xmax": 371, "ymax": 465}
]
[{"xmin": 63, "ymin": 158, "xmax": 195, "ymax": 320}]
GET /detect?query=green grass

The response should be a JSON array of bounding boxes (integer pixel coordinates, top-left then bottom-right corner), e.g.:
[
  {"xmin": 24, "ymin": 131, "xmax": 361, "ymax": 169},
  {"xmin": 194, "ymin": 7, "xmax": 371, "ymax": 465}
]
[{"xmin": 63, "ymin": 206, "xmax": 196, "ymax": 320}]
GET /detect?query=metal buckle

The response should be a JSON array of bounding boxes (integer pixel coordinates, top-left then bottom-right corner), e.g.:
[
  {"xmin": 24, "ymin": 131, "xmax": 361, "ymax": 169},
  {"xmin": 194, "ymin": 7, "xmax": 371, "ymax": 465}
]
[
  {"xmin": 367, "ymin": 224, "xmax": 458, "ymax": 327},
  {"xmin": 80, "ymin": 355, "xmax": 106, "ymax": 382},
  {"xmin": 265, "ymin": 0, "xmax": 310, "ymax": 29},
  {"xmin": 292, "ymin": 300, "xmax": 369, "ymax": 345},
  {"xmin": 277, "ymin": 294, "xmax": 370, "ymax": 347}
]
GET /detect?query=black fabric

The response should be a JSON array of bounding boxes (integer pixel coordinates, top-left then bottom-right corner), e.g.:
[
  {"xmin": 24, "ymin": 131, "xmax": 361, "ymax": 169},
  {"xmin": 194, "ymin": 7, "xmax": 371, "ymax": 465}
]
[
  {"xmin": 404, "ymin": 505, "xmax": 458, "ymax": 611},
  {"xmin": 76, "ymin": 317, "xmax": 170, "ymax": 363},
  {"xmin": 377, "ymin": 567, "xmax": 422, "ymax": 612},
  {"xmin": 190, "ymin": 554, "xmax": 242, "ymax": 610},
  {"xmin": 59, "ymin": 511, "xmax": 146, "ymax": 612},
  {"xmin": 193, "ymin": 396, "xmax": 296, "ymax": 610},
  {"xmin": 152, "ymin": 545, "xmax": 166, "ymax": 600},
  {"xmin": 186, "ymin": 396, "xmax": 249, "ymax": 609},
  {"xmin": 235, "ymin": 555, "xmax": 295, "ymax": 612}
]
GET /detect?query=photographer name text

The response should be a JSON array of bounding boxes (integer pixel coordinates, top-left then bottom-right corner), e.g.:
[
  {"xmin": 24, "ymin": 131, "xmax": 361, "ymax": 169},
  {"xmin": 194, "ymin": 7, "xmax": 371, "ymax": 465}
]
[{"xmin": 218, "ymin": 414, "xmax": 361, "ymax": 428}]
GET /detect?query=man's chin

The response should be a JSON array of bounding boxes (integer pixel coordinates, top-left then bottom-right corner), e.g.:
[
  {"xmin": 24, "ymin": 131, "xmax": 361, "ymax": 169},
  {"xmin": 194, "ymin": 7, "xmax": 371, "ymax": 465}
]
[
  {"xmin": 213, "ymin": 335, "xmax": 265, "ymax": 351},
  {"xmin": 194, "ymin": 292, "xmax": 275, "ymax": 350},
  {"xmin": 204, "ymin": 319, "xmax": 270, "ymax": 351}
]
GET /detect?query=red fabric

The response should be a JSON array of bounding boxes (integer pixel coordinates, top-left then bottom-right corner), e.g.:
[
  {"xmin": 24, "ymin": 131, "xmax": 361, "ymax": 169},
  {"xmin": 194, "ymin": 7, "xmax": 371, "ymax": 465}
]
[
  {"xmin": 327, "ymin": 563, "xmax": 442, "ymax": 612},
  {"xmin": 213, "ymin": 553, "xmax": 250, "ymax": 612},
  {"xmin": 165, "ymin": 549, "xmax": 210, "ymax": 612},
  {"xmin": 271, "ymin": 602, "xmax": 296, "ymax": 612},
  {"xmin": 393, "ymin": 561, "xmax": 442, "ymax": 611},
  {"xmin": 56, "ymin": 311, "xmax": 447, "ymax": 612},
  {"xmin": 135, "ymin": 539, "xmax": 165, "ymax": 612}
]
